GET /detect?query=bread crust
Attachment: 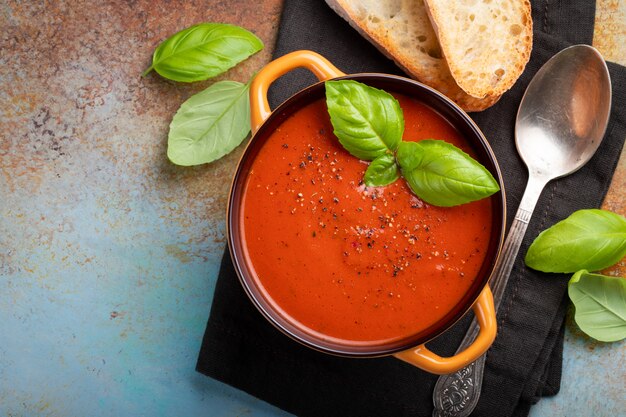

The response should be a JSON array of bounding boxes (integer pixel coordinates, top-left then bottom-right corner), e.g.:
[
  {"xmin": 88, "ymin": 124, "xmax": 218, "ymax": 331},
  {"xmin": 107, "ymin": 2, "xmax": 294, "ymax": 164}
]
[
  {"xmin": 424, "ymin": 0, "xmax": 532, "ymax": 98},
  {"xmin": 325, "ymin": 0, "xmax": 501, "ymax": 111}
]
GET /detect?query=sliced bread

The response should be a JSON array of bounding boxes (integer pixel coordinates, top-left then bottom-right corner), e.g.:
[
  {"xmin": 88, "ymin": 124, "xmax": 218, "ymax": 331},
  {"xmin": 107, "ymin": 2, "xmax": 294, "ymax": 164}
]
[
  {"xmin": 325, "ymin": 0, "xmax": 501, "ymax": 111},
  {"xmin": 424, "ymin": 0, "xmax": 532, "ymax": 98}
]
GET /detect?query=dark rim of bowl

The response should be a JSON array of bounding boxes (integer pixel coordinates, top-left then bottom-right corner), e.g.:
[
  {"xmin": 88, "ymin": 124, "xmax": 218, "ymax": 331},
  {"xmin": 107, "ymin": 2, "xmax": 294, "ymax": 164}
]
[{"xmin": 227, "ymin": 74, "xmax": 506, "ymax": 357}]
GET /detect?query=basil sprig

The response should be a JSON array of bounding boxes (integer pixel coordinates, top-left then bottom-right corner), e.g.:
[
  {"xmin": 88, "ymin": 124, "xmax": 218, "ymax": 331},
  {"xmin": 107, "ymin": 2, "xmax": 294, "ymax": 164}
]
[
  {"xmin": 568, "ymin": 270, "xmax": 626, "ymax": 342},
  {"xmin": 525, "ymin": 209, "xmax": 626, "ymax": 273},
  {"xmin": 525, "ymin": 209, "xmax": 626, "ymax": 342},
  {"xmin": 167, "ymin": 80, "xmax": 251, "ymax": 166},
  {"xmin": 145, "ymin": 23, "xmax": 264, "ymax": 166},
  {"xmin": 325, "ymin": 80, "xmax": 500, "ymax": 206},
  {"xmin": 143, "ymin": 23, "xmax": 263, "ymax": 82}
]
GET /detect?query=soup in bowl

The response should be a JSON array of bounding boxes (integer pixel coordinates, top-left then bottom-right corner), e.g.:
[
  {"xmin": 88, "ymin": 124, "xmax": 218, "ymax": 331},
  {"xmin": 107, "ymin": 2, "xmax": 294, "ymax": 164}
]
[{"xmin": 228, "ymin": 51, "xmax": 505, "ymax": 374}]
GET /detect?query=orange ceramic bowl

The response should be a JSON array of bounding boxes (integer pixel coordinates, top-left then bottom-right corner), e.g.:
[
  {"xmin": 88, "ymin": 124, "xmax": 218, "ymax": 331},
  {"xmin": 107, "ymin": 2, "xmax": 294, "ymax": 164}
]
[{"xmin": 227, "ymin": 51, "xmax": 505, "ymax": 374}]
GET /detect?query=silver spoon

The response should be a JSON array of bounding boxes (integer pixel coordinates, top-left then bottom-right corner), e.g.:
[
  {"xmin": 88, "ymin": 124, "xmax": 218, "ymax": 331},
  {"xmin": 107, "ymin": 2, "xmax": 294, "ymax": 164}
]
[{"xmin": 432, "ymin": 44, "xmax": 612, "ymax": 417}]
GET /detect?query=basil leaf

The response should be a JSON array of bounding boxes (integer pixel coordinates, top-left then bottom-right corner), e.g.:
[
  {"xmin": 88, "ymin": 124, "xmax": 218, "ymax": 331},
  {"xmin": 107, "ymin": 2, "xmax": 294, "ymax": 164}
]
[
  {"xmin": 396, "ymin": 140, "xmax": 500, "ymax": 207},
  {"xmin": 167, "ymin": 80, "xmax": 250, "ymax": 166},
  {"xmin": 364, "ymin": 154, "xmax": 400, "ymax": 187},
  {"xmin": 525, "ymin": 209, "xmax": 626, "ymax": 273},
  {"xmin": 568, "ymin": 270, "xmax": 626, "ymax": 342},
  {"xmin": 144, "ymin": 23, "xmax": 263, "ymax": 82},
  {"xmin": 325, "ymin": 80, "xmax": 403, "ymax": 161}
]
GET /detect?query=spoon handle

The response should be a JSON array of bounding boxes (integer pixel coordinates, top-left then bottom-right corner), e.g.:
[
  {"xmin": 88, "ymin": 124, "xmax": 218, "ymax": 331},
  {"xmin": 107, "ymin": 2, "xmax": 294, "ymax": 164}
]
[{"xmin": 432, "ymin": 175, "xmax": 548, "ymax": 417}]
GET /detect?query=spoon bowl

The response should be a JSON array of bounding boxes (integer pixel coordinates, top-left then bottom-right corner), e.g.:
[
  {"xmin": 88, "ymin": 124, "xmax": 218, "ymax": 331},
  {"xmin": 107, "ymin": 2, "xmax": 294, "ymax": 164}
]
[
  {"xmin": 516, "ymin": 45, "xmax": 612, "ymax": 182},
  {"xmin": 433, "ymin": 44, "xmax": 612, "ymax": 417}
]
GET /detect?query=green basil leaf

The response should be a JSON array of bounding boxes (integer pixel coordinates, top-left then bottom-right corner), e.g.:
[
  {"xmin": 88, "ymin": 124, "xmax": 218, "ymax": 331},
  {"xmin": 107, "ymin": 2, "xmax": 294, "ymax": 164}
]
[
  {"xmin": 525, "ymin": 209, "xmax": 626, "ymax": 273},
  {"xmin": 144, "ymin": 23, "xmax": 263, "ymax": 82},
  {"xmin": 568, "ymin": 270, "xmax": 626, "ymax": 342},
  {"xmin": 364, "ymin": 154, "xmax": 400, "ymax": 187},
  {"xmin": 167, "ymin": 80, "xmax": 250, "ymax": 166},
  {"xmin": 396, "ymin": 140, "xmax": 500, "ymax": 207},
  {"xmin": 325, "ymin": 80, "xmax": 403, "ymax": 161}
]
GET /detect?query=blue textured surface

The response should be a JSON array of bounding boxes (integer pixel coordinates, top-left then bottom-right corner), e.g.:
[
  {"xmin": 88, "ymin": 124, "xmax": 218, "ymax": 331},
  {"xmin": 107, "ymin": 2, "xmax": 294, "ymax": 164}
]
[{"xmin": 1, "ymin": 1, "xmax": 623, "ymax": 416}]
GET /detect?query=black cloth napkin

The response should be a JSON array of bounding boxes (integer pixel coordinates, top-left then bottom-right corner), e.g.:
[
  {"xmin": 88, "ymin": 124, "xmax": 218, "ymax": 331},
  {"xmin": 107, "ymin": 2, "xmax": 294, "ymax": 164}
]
[{"xmin": 197, "ymin": 1, "xmax": 626, "ymax": 416}]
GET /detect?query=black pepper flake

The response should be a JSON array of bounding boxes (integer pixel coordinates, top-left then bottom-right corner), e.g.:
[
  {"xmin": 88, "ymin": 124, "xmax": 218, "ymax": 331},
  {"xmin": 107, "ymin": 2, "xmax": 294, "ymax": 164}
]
[
  {"xmin": 416, "ymin": 253, "xmax": 422, "ymax": 259},
  {"xmin": 282, "ymin": 143, "xmax": 289, "ymax": 148},
  {"xmin": 333, "ymin": 197, "xmax": 340, "ymax": 204},
  {"xmin": 312, "ymin": 231, "xmax": 317, "ymax": 237},
  {"xmin": 299, "ymin": 161, "xmax": 306, "ymax": 168},
  {"xmin": 319, "ymin": 128, "xmax": 325, "ymax": 135}
]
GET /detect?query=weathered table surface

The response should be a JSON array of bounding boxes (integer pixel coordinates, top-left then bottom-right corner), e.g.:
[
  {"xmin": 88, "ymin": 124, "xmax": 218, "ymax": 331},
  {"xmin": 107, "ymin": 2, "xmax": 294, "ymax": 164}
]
[{"xmin": 1, "ymin": 1, "xmax": 624, "ymax": 415}]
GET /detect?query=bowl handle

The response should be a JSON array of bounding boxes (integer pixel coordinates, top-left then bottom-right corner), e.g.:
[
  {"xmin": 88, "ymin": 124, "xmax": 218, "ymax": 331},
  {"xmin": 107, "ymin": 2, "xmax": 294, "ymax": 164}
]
[
  {"xmin": 394, "ymin": 285, "xmax": 497, "ymax": 375},
  {"xmin": 250, "ymin": 50, "xmax": 345, "ymax": 133}
]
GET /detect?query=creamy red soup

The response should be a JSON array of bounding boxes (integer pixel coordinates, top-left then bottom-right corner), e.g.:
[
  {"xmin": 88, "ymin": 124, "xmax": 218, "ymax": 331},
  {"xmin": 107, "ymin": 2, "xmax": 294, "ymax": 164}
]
[{"xmin": 241, "ymin": 94, "xmax": 493, "ymax": 345}]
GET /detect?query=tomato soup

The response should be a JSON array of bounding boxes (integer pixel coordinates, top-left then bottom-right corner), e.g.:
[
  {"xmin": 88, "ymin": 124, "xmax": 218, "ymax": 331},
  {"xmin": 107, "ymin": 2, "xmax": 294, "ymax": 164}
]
[{"xmin": 240, "ymin": 95, "xmax": 493, "ymax": 345}]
